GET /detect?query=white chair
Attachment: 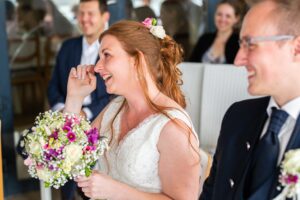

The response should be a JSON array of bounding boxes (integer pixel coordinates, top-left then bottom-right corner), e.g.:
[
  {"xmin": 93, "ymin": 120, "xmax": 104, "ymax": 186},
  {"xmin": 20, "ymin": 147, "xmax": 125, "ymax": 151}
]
[
  {"xmin": 199, "ymin": 64, "xmax": 254, "ymax": 152},
  {"xmin": 179, "ymin": 63, "xmax": 205, "ymax": 136}
]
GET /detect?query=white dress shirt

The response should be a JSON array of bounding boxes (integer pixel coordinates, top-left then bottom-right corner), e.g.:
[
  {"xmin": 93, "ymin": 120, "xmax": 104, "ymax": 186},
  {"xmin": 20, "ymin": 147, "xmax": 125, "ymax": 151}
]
[{"xmin": 260, "ymin": 96, "xmax": 300, "ymax": 165}]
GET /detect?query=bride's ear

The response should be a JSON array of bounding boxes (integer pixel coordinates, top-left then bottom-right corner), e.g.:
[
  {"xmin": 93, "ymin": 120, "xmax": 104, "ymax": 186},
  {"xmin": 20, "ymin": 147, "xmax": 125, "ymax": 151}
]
[{"xmin": 133, "ymin": 51, "xmax": 153, "ymax": 83}]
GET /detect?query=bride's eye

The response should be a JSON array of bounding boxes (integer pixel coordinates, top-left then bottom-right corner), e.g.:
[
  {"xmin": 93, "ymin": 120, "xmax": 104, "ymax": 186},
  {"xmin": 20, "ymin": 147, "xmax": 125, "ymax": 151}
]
[{"xmin": 104, "ymin": 52, "xmax": 110, "ymax": 57}]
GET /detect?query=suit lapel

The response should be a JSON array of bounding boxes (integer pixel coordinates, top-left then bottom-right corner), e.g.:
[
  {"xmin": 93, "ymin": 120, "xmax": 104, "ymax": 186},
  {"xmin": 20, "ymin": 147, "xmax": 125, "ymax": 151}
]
[
  {"xmin": 73, "ymin": 36, "xmax": 83, "ymax": 67},
  {"xmin": 285, "ymin": 115, "xmax": 300, "ymax": 150},
  {"xmin": 233, "ymin": 111, "xmax": 268, "ymax": 199}
]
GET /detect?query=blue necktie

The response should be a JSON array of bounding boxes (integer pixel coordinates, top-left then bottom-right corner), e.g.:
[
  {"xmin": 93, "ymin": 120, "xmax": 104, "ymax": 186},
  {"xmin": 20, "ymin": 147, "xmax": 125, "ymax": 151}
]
[{"xmin": 247, "ymin": 107, "xmax": 289, "ymax": 198}]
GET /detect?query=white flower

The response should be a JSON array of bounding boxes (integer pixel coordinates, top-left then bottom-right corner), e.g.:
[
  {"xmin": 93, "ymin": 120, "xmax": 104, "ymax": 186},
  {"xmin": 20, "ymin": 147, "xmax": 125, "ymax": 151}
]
[
  {"xmin": 274, "ymin": 149, "xmax": 300, "ymax": 200},
  {"xmin": 282, "ymin": 149, "xmax": 300, "ymax": 174},
  {"xmin": 150, "ymin": 26, "xmax": 166, "ymax": 39},
  {"xmin": 64, "ymin": 144, "xmax": 82, "ymax": 164},
  {"xmin": 61, "ymin": 160, "xmax": 72, "ymax": 173},
  {"xmin": 37, "ymin": 168, "xmax": 52, "ymax": 181},
  {"xmin": 44, "ymin": 125, "xmax": 52, "ymax": 136},
  {"xmin": 39, "ymin": 137, "xmax": 46, "ymax": 147},
  {"xmin": 29, "ymin": 141, "xmax": 41, "ymax": 156}
]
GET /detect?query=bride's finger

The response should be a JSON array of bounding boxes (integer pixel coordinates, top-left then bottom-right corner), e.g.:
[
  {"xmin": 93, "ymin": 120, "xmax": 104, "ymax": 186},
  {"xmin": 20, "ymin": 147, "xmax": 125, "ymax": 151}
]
[
  {"xmin": 75, "ymin": 65, "xmax": 82, "ymax": 80},
  {"xmin": 88, "ymin": 72, "xmax": 96, "ymax": 88},
  {"xmin": 86, "ymin": 65, "xmax": 95, "ymax": 73},
  {"xmin": 70, "ymin": 67, "xmax": 78, "ymax": 78},
  {"xmin": 80, "ymin": 65, "xmax": 90, "ymax": 80}
]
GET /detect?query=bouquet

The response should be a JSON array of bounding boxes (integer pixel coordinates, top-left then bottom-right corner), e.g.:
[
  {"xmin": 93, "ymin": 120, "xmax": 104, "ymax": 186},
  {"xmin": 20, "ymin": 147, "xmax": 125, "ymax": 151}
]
[
  {"xmin": 21, "ymin": 110, "xmax": 109, "ymax": 189},
  {"xmin": 274, "ymin": 149, "xmax": 300, "ymax": 200}
]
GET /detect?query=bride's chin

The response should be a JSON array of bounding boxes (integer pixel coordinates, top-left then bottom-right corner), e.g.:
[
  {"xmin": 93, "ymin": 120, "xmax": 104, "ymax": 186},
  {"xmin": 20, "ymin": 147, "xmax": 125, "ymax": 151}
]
[{"xmin": 105, "ymin": 85, "xmax": 117, "ymax": 94}]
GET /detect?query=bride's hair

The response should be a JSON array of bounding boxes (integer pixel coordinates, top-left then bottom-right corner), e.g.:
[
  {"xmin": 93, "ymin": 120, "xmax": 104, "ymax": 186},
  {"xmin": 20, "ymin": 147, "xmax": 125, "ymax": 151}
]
[
  {"xmin": 100, "ymin": 20, "xmax": 186, "ymax": 108},
  {"xmin": 99, "ymin": 20, "xmax": 199, "ymax": 164}
]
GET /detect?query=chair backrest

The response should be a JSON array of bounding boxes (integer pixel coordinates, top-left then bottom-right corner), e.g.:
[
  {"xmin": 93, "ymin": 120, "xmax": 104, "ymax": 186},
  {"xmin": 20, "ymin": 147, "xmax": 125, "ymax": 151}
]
[
  {"xmin": 180, "ymin": 63, "xmax": 256, "ymax": 152},
  {"xmin": 8, "ymin": 35, "xmax": 41, "ymax": 72},
  {"xmin": 199, "ymin": 64, "xmax": 254, "ymax": 151},
  {"xmin": 179, "ymin": 63, "xmax": 205, "ymax": 134}
]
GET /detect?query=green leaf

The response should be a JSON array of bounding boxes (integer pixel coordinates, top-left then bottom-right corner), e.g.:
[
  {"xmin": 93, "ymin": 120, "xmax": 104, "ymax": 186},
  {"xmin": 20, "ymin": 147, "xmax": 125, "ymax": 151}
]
[
  {"xmin": 85, "ymin": 167, "xmax": 92, "ymax": 177},
  {"xmin": 44, "ymin": 182, "xmax": 50, "ymax": 188},
  {"xmin": 152, "ymin": 18, "xmax": 157, "ymax": 26}
]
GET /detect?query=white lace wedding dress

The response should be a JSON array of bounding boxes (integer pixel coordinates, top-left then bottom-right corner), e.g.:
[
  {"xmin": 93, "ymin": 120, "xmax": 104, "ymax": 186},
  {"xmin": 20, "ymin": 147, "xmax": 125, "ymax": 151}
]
[{"xmin": 96, "ymin": 96, "xmax": 199, "ymax": 193}]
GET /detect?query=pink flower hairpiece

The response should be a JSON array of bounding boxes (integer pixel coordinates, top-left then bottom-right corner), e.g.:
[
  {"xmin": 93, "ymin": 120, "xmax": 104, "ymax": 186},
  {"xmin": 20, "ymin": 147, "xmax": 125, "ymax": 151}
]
[{"xmin": 142, "ymin": 18, "xmax": 166, "ymax": 39}]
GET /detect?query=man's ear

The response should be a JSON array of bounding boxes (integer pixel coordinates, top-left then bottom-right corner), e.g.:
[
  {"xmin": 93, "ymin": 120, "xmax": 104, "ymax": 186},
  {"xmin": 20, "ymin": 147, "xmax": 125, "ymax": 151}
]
[
  {"xmin": 102, "ymin": 11, "xmax": 110, "ymax": 23},
  {"xmin": 293, "ymin": 36, "xmax": 300, "ymax": 60}
]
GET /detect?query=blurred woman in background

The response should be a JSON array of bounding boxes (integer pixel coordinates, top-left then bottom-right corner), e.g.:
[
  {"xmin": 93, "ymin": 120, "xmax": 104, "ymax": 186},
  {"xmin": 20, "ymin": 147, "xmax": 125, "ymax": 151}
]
[{"xmin": 189, "ymin": 0, "xmax": 241, "ymax": 64}]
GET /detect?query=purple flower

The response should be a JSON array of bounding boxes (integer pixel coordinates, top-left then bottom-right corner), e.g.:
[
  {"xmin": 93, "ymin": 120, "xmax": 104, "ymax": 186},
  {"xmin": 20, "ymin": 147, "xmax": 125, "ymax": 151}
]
[
  {"xmin": 49, "ymin": 165, "xmax": 54, "ymax": 171},
  {"xmin": 85, "ymin": 145, "xmax": 96, "ymax": 151},
  {"xmin": 67, "ymin": 132, "xmax": 76, "ymax": 142},
  {"xmin": 44, "ymin": 148, "xmax": 61, "ymax": 161},
  {"xmin": 63, "ymin": 126, "xmax": 72, "ymax": 132},
  {"xmin": 88, "ymin": 133, "xmax": 98, "ymax": 145},
  {"xmin": 48, "ymin": 165, "xmax": 59, "ymax": 171},
  {"xmin": 64, "ymin": 118, "xmax": 73, "ymax": 127},
  {"xmin": 86, "ymin": 128, "xmax": 99, "ymax": 145},
  {"xmin": 50, "ymin": 130, "xmax": 58, "ymax": 140},
  {"xmin": 49, "ymin": 149, "xmax": 59, "ymax": 157},
  {"xmin": 57, "ymin": 146, "xmax": 64, "ymax": 154},
  {"xmin": 285, "ymin": 174, "xmax": 298, "ymax": 184}
]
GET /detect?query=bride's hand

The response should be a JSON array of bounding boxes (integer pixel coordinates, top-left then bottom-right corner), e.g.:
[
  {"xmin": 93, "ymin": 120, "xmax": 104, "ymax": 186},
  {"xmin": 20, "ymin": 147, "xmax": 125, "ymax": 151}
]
[
  {"xmin": 67, "ymin": 65, "xmax": 97, "ymax": 100},
  {"xmin": 76, "ymin": 171, "xmax": 116, "ymax": 199}
]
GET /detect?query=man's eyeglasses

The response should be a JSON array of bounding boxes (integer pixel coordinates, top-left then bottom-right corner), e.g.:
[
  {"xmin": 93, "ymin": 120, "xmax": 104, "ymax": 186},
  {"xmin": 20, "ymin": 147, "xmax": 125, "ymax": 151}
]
[{"xmin": 238, "ymin": 35, "xmax": 295, "ymax": 50}]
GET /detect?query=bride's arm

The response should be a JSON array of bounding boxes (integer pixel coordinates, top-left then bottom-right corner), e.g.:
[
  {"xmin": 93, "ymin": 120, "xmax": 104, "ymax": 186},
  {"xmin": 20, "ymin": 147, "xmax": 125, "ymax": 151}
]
[
  {"xmin": 76, "ymin": 118, "xmax": 200, "ymax": 200},
  {"xmin": 157, "ymin": 119, "xmax": 200, "ymax": 200}
]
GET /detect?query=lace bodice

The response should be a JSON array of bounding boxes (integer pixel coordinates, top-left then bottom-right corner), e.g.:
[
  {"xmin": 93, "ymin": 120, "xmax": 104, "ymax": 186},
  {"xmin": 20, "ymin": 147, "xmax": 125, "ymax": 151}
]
[{"xmin": 96, "ymin": 96, "xmax": 199, "ymax": 193}]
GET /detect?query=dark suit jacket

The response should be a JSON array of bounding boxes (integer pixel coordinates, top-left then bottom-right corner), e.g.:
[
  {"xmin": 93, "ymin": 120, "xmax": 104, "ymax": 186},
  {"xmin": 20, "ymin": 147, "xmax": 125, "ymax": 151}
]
[
  {"xmin": 189, "ymin": 32, "xmax": 239, "ymax": 64},
  {"xmin": 200, "ymin": 97, "xmax": 300, "ymax": 200},
  {"xmin": 47, "ymin": 36, "xmax": 110, "ymax": 121}
]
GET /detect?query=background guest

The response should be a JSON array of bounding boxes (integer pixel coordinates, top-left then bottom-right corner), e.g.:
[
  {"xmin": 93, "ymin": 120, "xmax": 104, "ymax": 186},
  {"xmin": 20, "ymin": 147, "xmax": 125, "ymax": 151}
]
[
  {"xmin": 189, "ymin": 0, "xmax": 241, "ymax": 64},
  {"xmin": 133, "ymin": 0, "xmax": 156, "ymax": 22},
  {"xmin": 200, "ymin": 0, "xmax": 300, "ymax": 199},
  {"xmin": 160, "ymin": 0, "xmax": 191, "ymax": 60}
]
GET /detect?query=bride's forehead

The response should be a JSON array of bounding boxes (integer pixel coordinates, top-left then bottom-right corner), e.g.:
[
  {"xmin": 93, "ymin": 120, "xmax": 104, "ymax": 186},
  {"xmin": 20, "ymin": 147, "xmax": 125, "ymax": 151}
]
[{"xmin": 100, "ymin": 35, "xmax": 123, "ymax": 50}]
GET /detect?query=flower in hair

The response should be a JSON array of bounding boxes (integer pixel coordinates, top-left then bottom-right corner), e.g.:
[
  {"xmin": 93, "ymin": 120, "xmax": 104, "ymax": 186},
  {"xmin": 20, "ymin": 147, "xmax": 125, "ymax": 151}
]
[{"xmin": 142, "ymin": 18, "xmax": 166, "ymax": 39}]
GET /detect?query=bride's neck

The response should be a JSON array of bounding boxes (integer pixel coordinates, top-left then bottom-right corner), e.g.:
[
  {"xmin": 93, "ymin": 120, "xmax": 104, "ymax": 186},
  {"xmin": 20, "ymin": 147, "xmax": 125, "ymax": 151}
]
[{"xmin": 124, "ymin": 89, "xmax": 160, "ymax": 115}]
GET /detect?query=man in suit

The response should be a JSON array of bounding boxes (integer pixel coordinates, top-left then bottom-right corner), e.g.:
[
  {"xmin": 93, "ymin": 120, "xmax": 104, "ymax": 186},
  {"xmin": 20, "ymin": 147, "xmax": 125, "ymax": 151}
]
[
  {"xmin": 48, "ymin": 0, "xmax": 110, "ymax": 122},
  {"xmin": 47, "ymin": 0, "xmax": 110, "ymax": 199},
  {"xmin": 200, "ymin": 0, "xmax": 300, "ymax": 199}
]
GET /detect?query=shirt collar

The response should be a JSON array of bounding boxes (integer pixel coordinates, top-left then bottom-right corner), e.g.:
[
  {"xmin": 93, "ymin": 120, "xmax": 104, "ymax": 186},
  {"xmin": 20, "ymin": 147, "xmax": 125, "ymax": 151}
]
[
  {"xmin": 267, "ymin": 96, "xmax": 300, "ymax": 120},
  {"xmin": 82, "ymin": 37, "xmax": 100, "ymax": 52}
]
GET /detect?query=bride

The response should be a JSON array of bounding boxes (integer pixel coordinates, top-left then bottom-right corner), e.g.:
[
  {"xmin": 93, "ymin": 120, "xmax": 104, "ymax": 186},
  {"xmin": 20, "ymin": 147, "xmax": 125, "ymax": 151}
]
[{"xmin": 64, "ymin": 19, "xmax": 201, "ymax": 200}]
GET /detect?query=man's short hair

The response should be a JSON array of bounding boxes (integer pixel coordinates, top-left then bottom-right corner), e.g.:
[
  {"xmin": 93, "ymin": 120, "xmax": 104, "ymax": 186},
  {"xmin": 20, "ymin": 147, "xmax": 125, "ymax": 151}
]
[
  {"xmin": 80, "ymin": 0, "xmax": 108, "ymax": 14},
  {"xmin": 247, "ymin": 0, "xmax": 300, "ymax": 36},
  {"xmin": 271, "ymin": 0, "xmax": 300, "ymax": 35}
]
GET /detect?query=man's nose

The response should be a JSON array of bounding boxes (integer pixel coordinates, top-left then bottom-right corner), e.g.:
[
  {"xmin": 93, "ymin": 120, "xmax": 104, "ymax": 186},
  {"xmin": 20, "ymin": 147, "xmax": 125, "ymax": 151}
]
[
  {"xmin": 80, "ymin": 13, "xmax": 89, "ymax": 22},
  {"xmin": 234, "ymin": 48, "xmax": 247, "ymax": 67}
]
